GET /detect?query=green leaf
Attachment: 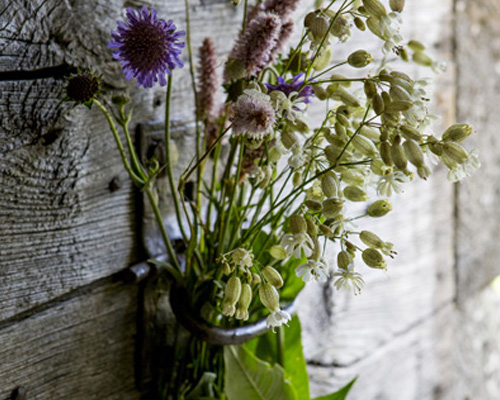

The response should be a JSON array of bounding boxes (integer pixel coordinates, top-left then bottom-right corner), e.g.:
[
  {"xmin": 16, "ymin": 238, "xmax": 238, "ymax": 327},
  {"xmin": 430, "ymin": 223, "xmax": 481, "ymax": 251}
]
[
  {"xmin": 312, "ymin": 378, "xmax": 357, "ymax": 400},
  {"xmin": 245, "ymin": 317, "xmax": 310, "ymax": 400},
  {"xmin": 279, "ymin": 257, "xmax": 306, "ymax": 302},
  {"xmin": 224, "ymin": 345, "xmax": 297, "ymax": 400}
]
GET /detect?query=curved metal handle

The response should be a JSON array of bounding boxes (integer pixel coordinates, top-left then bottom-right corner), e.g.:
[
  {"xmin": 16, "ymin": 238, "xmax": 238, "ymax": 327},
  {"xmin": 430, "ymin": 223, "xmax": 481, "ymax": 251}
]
[{"xmin": 169, "ymin": 284, "xmax": 297, "ymax": 346}]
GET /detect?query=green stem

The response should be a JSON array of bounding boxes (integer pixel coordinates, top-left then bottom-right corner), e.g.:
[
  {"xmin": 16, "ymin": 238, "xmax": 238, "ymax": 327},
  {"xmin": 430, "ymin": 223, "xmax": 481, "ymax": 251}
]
[{"xmin": 277, "ymin": 326, "xmax": 285, "ymax": 367}]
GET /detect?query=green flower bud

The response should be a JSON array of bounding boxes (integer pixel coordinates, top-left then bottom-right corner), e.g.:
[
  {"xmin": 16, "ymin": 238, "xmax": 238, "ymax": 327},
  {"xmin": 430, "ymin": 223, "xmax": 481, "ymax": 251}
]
[
  {"xmin": 336, "ymin": 112, "xmax": 351, "ymax": 127},
  {"xmin": 321, "ymin": 174, "xmax": 339, "ymax": 198},
  {"xmin": 268, "ymin": 146, "xmax": 282, "ymax": 163},
  {"xmin": 380, "ymin": 141, "xmax": 394, "ymax": 166},
  {"xmin": 222, "ymin": 276, "xmax": 242, "ymax": 317},
  {"xmin": 408, "ymin": 40, "xmax": 426, "ymax": 52},
  {"xmin": 403, "ymin": 139, "xmax": 425, "ymax": 168},
  {"xmin": 269, "ymin": 246, "xmax": 288, "ymax": 260},
  {"xmin": 359, "ymin": 231, "xmax": 396, "ymax": 257},
  {"xmin": 306, "ymin": 218, "xmax": 318, "ymax": 238},
  {"xmin": 235, "ymin": 284, "xmax": 252, "ymax": 320},
  {"xmin": 282, "ymin": 130, "xmax": 298, "ymax": 149},
  {"xmin": 400, "ymin": 125, "xmax": 422, "ymax": 141},
  {"xmin": 289, "ymin": 214, "xmax": 307, "ymax": 234},
  {"xmin": 391, "ymin": 137, "xmax": 408, "ymax": 170},
  {"xmin": 352, "ymin": 135, "xmax": 378, "ymax": 157},
  {"xmin": 313, "ymin": 47, "xmax": 333, "ymax": 71},
  {"xmin": 372, "ymin": 93, "xmax": 385, "ymax": 115},
  {"xmin": 313, "ymin": 85, "xmax": 328, "ymax": 101},
  {"xmin": 364, "ymin": 80, "xmax": 377, "ymax": 98},
  {"xmin": 384, "ymin": 101, "xmax": 413, "ymax": 113},
  {"xmin": 319, "ymin": 224, "xmax": 334, "ymax": 238},
  {"xmin": 412, "ymin": 51, "xmax": 433, "ymax": 67},
  {"xmin": 344, "ymin": 185, "xmax": 368, "ymax": 202},
  {"xmin": 389, "ymin": 85, "xmax": 412, "ymax": 102},
  {"xmin": 337, "ymin": 250, "xmax": 352, "ymax": 270},
  {"xmin": 442, "ymin": 124, "xmax": 474, "ymax": 143},
  {"xmin": 309, "ymin": 15, "xmax": 330, "ymax": 40},
  {"xmin": 252, "ymin": 273, "xmax": 261, "ymax": 286},
  {"xmin": 348, "ymin": 50, "xmax": 373, "ymax": 68},
  {"xmin": 322, "ymin": 197, "xmax": 344, "ymax": 218},
  {"xmin": 417, "ymin": 165, "xmax": 432, "ymax": 180},
  {"xmin": 371, "ymin": 159, "xmax": 393, "ymax": 176},
  {"xmin": 293, "ymin": 171, "xmax": 303, "ymax": 187},
  {"xmin": 354, "ymin": 17, "xmax": 367, "ymax": 31},
  {"xmin": 359, "ymin": 125, "xmax": 380, "ymax": 141},
  {"xmin": 389, "ymin": 0, "xmax": 405, "ymax": 12},
  {"xmin": 111, "ymin": 94, "xmax": 131, "ymax": 106},
  {"xmin": 305, "ymin": 199, "xmax": 323, "ymax": 212},
  {"xmin": 325, "ymin": 145, "xmax": 343, "ymax": 164},
  {"xmin": 339, "ymin": 89, "xmax": 361, "ymax": 108},
  {"xmin": 442, "ymin": 142, "xmax": 468, "ymax": 163},
  {"xmin": 362, "ymin": 248, "xmax": 387, "ymax": 269},
  {"xmin": 221, "ymin": 260, "xmax": 233, "ymax": 275},
  {"xmin": 262, "ymin": 266, "xmax": 284, "ymax": 288},
  {"xmin": 259, "ymin": 283, "xmax": 280, "ymax": 312},
  {"xmin": 363, "ymin": 0, "xmax": 387, "ymax": 18},
  {"xmin": 345, "ymin": 241, "xmax": 357, "ymax": 257},
  {"xmin": 368, "ymin": 199, "xmax": 393, "ymax": 217}
]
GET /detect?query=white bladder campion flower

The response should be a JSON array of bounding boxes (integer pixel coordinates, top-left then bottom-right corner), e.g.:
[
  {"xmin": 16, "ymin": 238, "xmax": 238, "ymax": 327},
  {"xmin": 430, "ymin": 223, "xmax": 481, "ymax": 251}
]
[
  {"xmin": 259, "ymin": 283, "xmax": 291, "ymax": 330},
  {"xmin": 332, "ymin": 266, "xmax": 365, "ymax": 295},
  {"xmin": 281, "ymin": 232, "xmax": 314, "ymax": 258},
  {"xmin": 296, "ymin": 258, "xmax": 330, "ymax": 283}
]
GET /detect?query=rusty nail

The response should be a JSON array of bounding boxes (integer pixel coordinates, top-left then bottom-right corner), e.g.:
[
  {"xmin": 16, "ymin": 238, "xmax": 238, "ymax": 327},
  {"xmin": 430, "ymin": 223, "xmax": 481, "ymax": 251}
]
[
  {"xmin": 124, "ymin": 262, "xmax": 151, "ymax": 283},
  {"xmin": 11, "ymin": 387, "xmax": 27, "ymax": 400}
]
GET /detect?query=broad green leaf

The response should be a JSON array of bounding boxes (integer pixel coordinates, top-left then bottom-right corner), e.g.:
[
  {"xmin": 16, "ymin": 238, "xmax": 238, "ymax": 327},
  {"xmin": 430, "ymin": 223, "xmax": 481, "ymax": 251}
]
[
  {"xmin": 246, "ymin": 317, "xmax": 310, "ymax": 400},
  {"xmin": 279, "ymin": 257, "xmax": 306, "ymax": 302},
  {"xmin": 224, "ymin": 345, "xmax": 297, "ymax": 400},
  {"xmin": 312, "ymin": 377, "xmax": 357, "ymax": 400},
  {"xmin": 185, "ymin": 372, "xmax": 217, "ymax": 399}
]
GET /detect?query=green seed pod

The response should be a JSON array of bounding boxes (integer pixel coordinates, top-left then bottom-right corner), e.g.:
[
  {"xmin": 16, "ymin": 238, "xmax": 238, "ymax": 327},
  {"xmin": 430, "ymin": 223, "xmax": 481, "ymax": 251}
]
[
  {"xmin": 362, "ymin": 248, "xmax": 387, "ymax": 269},
  {"xmin": 305, "ymin": 199, "xmax": 323, "ymax": 212},
  {"xmin": 384, "ymin": 101, "xmax": 413, "ymax": 113},
  {"xmin": 304, "ymin": 12, "xmax": 317, "ymax": 28},
  {"xmin": 364, "ymin": 80, "xmax": 377, "ymax": 98},
  {"xmin": 222, "ymin": 276, "xmax": 242, "ymax": 317},
  {"xmin": 221, "ymin": 260, "xmax": 233, "ymax": 275},
  {"xmin": 344, "ymin": 186, "xmax": 369, "ymax": 202},
  {"xmin": 313, "ymin": 85, "xmax": 328, "ymax": 101},
  {"xmin": 310, "ymin": 15, "xmax": 330, "ymax": 40},
  {"xmin": 417, "ymin": 165, "xmax": 432, "ymax": 180},
  {"xmin": 319, "ymin": 224, "xmax": 334, "ymax": 238},
  {"xmin": 389, "ymin": 0, "xmax": 405, "ymax": 12},
  {"xmin": 251, "ymin": 273, "xmax": 261, "ymax": 286},
  {"xmin": 363, "ymin": 0, "xmax": 387, "ymax": 18},
  {"xmin": 235, "ymin": 283, "xmax": 253, "ymax": 321},
  {"xmin": 345, "ymin": 241, "xmax": 357, "ymax": 257},
  {"xmin": 281, "ymin": 130, "xmax": 298, "ymax": 149},
  {"xmin": 389, "ymin": 85, "xmax": 412, "ymax": 102},
  {"xmin": 354, "ymin": 16, "xmax": 367, "ymax": 31},
  {"xmin": 347, "ymin": 50, "xmax": 373, "ymax": 68},
  {"xmin": 381, "ymin": 91, "xmax": 392, "ymax": 106},
  {"xmin": 259, "ymin": 283, "xmax": 280, "ymax": 312},
  {"xmin": 337, "ymin": 250, "xmax": 352, "ymax": 270},
  {"xmin": 403, "ymin": 139, "xmax": 425, "ymax": 168},
  {"xmin": 325, "ymin": 145, "xmax": 342, "ymax": 164},
  {"xmin": 359, "ymin": 230, "xmax": 385, "ymax": 248},
  {"xmin": 321, "ymin": 174, "xmax": 339, "ymax": 198},
  {"xmin": 442, "ymin": 142, "xmax": 469, "ymax": 163},
  {"xmin": 268, "ymin": 146, "xmax": 282, "ymax": 163},
  {"xmin": 306, "ymin": 218, "xmax": 317, "ymax": 238},
  {"xmin": 412, "ymin": 51, "xmax": 433, "ymax": 67},
  {"xmin": 336, "ymin": 112, "xmax": 351, "ymax": 127},
  {"xmin": 368, "ymin": 199, "xmax": 393, "ymax": 217},
  {"xmin": 352, "ymin": 135, "xmax": 378, "ymax": 157},
  {"xmin": 391, "ymin": 137, "xmax": 408, "ymax": 170},
  {"xmin": 442, "ymin": 123, "xmax": 474, "ymax": 143},
  {"xmin": 408, "ymin": 40, "xmax": 426, "ymax": 52},
  {"xmin": 313, "ymin": 47, "xmax": 333, "ymax": 71},
  {"xmin": 372, "ymin": 93, "xmax": 385, "ymax": 115},
  {"xmin": 400, "ymin": 125, "xmax": 422, "ymax": 141},
  {"xmin": 322, "ymin": 197, "xmax": 344, "ymax": 218},
  {"xmin": 380, "ymin": 141, "xmax": 394, "ymax": 166},
  {"xmin": 262, "ymin": 266, "xmax": 284, "ymax": 288},
  {"xmin": 293, "ymin": 171, "xmax": 303, "ymax": 187},
  {"xmin": 359, "ymin": 125, "xmax": 380, "ymax": 141},
  {"xmin": 289, "ymin": 214, "xmax": 307, "ymax": 234},
  {"xmin": 339, "ymin": 89, "xmax": 361, "ymax": 108},
  {"xmin": 269, "ymin": 246, "xmax": 288, "ymax": 260}
]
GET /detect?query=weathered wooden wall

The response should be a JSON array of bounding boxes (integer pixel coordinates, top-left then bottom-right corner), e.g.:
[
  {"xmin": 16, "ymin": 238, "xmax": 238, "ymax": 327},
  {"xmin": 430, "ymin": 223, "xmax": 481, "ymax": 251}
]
[{"xmin": 1, "ymin": 0, "xmax": 499, "ymax": 399}]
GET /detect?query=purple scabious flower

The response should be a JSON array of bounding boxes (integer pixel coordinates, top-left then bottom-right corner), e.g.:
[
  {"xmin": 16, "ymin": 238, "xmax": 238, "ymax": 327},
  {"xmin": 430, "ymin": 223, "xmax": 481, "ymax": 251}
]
[
  {"xmin": 108, "ymin": 7, "xmax": 185, "ymax": 88},
  {"xmin": 266, "ymin": 73, "xmax": 314, "ymax": 104}
]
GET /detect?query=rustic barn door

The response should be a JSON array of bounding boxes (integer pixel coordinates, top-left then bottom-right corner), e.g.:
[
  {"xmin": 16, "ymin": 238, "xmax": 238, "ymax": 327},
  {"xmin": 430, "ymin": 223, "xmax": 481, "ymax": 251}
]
[{"xmin": 1, "ymin": 1, "xmax": 500, "ymax": 399}]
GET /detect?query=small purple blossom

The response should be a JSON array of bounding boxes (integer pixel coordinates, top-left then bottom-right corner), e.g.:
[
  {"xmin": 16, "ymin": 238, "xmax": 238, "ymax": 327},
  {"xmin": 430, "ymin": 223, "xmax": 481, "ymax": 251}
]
[
  {"xmin": 108, "ymin": 7, "xmax": 185, "ymax": 88},
  {"xmin": 266, "ymin": 73, "xmax": 314, "ymax": 104}
]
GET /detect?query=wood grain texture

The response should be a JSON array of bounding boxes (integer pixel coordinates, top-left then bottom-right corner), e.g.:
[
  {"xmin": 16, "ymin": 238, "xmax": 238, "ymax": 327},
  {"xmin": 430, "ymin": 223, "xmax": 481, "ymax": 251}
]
[
  {"xmin": 454, "ymin": 0, "xmax": 500, "ymax": 301},
  {"xmin": 0, "ymin": 281, "xmax": 141, "ymax": 400}
]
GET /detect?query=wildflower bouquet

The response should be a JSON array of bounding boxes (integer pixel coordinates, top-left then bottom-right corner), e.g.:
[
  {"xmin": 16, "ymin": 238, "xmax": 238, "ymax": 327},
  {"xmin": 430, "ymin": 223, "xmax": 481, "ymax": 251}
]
[{"xmin": 65, "ymin": 0, "xmax": 478, "ymax": 398}]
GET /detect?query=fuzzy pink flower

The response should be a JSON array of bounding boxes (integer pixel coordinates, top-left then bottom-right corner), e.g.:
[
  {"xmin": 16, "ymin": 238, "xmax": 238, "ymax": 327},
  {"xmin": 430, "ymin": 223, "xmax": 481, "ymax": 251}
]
[
  {"xmin": 224, "ymin": 13, "xmax": 281, "ymax": 81},
  {"xmin": 270, "ymin": 18, "xmax": 295, "ymax": 63},
  {"xmin": 197, "ymin": 37, "xmax": 219, "ymax": 122},
  {"xmin": 232, "ymin": 89, "xmax": 276, "ymax": 140},
  {"xmin": 263, "ymin": 0, "xmax": 301, "ymax": 18}
]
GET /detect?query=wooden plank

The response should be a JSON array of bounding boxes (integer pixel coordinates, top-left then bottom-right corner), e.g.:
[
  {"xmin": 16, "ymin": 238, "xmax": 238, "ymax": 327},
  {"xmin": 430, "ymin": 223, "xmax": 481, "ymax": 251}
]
[
  {"xmin": 0, "ymin": 281, "xmax": 141, "ymax": 400},
  {"xmin": 455, "ymin": 0, "xmax": 500, "ymax": 301}
]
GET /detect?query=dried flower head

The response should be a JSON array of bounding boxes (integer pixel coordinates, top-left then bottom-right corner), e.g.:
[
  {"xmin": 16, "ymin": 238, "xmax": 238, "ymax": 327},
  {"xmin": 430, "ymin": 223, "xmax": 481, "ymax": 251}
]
[
  {"xmin": 225, "ymin": 13, "xmax": 281, "ymax": 81},
  {"xmin": 108, "ymin": 7, "xmax": 185, "ymax": 88},
  {"xmin": 197, "ymin": 37, "xmax": 219, "ymax": 121},
  {"xmin": 232, "ymin": 89, "xmax": 276, "ymax": 140},
  {"xmin": 64, "ymin": 71, "xmax": 101, "ymax": 107}
]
